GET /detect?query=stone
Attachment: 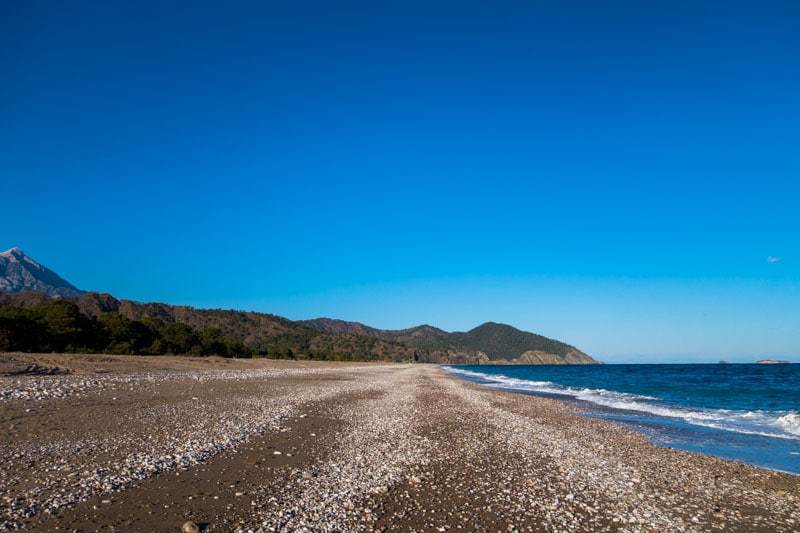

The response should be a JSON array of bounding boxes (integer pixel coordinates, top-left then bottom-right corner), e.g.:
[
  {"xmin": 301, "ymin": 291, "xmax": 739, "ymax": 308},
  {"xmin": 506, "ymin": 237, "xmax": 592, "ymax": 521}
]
[{"xmin": 181, "ymin": 521, "xmax": 200, "ymax": 533}]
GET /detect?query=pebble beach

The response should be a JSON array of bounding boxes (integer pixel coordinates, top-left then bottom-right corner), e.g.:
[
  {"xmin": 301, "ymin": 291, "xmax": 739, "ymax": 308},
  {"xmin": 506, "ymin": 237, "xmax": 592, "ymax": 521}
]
[{"xmin": 0, "ymin": 354, "xmax": 797, "ymax": 532}]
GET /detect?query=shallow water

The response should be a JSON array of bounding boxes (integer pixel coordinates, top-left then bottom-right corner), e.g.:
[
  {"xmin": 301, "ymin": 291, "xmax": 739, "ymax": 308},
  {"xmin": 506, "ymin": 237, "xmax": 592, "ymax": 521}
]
[{"xmin": 446, "ymin": 363, "xmax": 800, "ymax": 474}]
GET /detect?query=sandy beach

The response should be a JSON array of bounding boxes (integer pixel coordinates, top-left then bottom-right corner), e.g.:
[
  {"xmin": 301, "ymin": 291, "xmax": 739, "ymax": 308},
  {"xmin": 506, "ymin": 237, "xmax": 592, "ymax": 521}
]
[{"xmin": 0, "ymin": 354, "xmax": 797, "ymax": 532}]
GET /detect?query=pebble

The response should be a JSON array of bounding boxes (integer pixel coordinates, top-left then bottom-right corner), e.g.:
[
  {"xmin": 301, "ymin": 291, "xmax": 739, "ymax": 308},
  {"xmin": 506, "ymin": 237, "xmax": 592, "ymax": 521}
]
[
  {"xmin": 2, "ymin": 364, "xmax": 798, "ymax": 532},
  {"xmin": 181, "ymin": 521, "xmax": 200, "ymax": 533},
  {"xmin": 0, "ymin": 366, "xmax": 370, "ymax": 529}
]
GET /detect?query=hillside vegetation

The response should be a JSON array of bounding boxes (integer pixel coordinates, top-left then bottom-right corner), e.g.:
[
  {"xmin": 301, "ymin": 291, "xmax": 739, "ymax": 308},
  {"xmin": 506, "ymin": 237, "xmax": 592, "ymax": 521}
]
[
  {"xmin": 301, "ymin": 319, "xmax": 597, "ymax": 363},
  {"xmin": 0, "ymin": 293, "xmax": 597, "ymax": 364},
  {"xmin": 0, "ymin": 293, "xmax": 415, "ymax": 361}
]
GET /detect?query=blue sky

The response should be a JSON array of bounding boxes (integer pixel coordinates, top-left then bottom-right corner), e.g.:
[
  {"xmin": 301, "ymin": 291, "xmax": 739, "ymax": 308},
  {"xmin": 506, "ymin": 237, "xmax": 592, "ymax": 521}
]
[{"xmin": 2, "ymin": 1, "xmax": 798, "ymax": 362}]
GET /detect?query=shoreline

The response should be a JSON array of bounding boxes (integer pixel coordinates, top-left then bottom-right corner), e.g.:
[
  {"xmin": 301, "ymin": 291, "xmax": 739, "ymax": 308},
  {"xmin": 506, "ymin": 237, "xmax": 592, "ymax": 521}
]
[
  {"xmin": 452, "ymin": 373, "xmax": 800, "ymax": 477},
  {"xmin": 1, "ymin": 354, "xmax": 798, "ymax": 531},
  {"xmin": 444, "ymin": 363, "xmax": 800, "ymax": 476}
]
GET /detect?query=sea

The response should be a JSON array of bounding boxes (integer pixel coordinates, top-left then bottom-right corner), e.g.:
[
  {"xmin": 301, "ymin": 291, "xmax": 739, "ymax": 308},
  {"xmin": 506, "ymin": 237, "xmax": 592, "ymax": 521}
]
[{"xmin": 445, "ymin": 363, "xmax": 800, "ymax": 474}]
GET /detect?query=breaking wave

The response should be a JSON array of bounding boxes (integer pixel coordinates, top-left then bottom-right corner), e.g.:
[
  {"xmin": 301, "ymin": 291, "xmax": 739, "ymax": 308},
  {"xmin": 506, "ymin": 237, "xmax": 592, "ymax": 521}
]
[{"xmin": 445, "ymin": 367, "xmax": 800, "ymax": 441}]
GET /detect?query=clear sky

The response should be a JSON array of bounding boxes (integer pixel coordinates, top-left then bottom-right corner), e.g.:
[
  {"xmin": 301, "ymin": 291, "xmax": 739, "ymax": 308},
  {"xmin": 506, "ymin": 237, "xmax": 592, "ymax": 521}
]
[{"xmin": 2, "ymin": 1, "xmax": 798, "ymax": 362}]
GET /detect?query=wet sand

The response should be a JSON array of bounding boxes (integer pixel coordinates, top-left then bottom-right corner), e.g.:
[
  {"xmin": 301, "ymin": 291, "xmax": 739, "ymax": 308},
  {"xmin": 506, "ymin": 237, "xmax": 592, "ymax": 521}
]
[{"xmin": 1, "ymin": 354, "xmax": 797, "ymax": 531}]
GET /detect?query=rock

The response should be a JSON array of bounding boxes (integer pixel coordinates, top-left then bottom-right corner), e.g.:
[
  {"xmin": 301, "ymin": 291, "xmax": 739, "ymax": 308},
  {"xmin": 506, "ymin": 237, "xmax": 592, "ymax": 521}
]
[{"xmin": 181, "ymin": 521, "xmax": 200, "ymax": 533}]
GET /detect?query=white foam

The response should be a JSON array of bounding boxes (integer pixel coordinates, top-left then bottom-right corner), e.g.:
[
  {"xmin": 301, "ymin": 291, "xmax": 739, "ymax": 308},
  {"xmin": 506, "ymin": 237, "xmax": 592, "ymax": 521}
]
[
  {"xmin": 775, "ymin": 413, "xmax": 800, "ymax": 437},
  {"xmin": 445, "ymin": 366, "xmax": 800, "ymax": 441}
]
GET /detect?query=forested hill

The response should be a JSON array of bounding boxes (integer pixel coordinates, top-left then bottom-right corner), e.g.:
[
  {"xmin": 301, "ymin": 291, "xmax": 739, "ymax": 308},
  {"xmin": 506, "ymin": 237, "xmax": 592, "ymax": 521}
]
[
  {"xmin": 0, "ymin": 292, "xmax": 597, "ymax": 364},
  {"xmin": 450, "ymin": 322, "xmax": 591, "ymax": 361},
  {"xmin": 301, "ymin": 318, "xmax": 596, "ymax": 364},
  {"xmin": 0, "ymin": 292, "xmax": 417, "ymax": 362},
  {"xmin": 0, "ymin": 292, "xmax": 594, "ymax": 363},
  {"xmin": 0, "ymin": 249, "xmax": 596, "ymax": 363}
]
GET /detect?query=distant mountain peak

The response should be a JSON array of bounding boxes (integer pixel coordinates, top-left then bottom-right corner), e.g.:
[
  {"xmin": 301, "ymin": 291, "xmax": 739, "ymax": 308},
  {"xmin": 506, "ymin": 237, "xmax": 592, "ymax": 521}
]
[
  {"xmin": 0, "ymin": 248, "xmax": 83, "ymax": 298},
  {"xmin": 2, "ymin": 247, "xmax": 26, "ymax": 258},
  {"xmin": 472, "ymin": 321, "xmax": 508, "ymax": 330}
]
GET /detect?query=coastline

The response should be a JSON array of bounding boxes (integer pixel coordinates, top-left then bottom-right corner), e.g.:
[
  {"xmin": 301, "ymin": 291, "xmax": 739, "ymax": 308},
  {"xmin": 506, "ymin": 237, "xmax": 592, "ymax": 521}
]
[
  {"xmin": 0, "ymin": 355, "xmax": 797, "ymax": 531},
  {"xmin": 444, "ymin": 364, "xmax": 800, "ymax": 475}
]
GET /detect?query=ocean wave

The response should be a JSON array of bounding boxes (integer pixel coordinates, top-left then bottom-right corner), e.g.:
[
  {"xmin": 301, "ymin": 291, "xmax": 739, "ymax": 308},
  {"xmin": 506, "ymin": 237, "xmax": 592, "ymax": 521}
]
[
  {"xmin": 776, "ymin": 413, "xmax": 800, "ymax": 436},
  {"xmin": 444, "ymin": 367, "xmax": 800, "ymax": 441}
]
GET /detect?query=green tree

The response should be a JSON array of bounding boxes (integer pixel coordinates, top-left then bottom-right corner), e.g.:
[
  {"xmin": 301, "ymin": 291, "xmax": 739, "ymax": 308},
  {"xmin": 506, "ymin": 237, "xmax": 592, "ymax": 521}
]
[
  {"xmin": 36, "ymin": 300, "xmax": 98, "ymax": 352},
  {"xmin": 159, "ymin": 322, "xmax": 199, "ymax": 354},
  {"xmin": 0, "ymin": 308, "xmax": 45, "ymax": 352},
  {"xmin": 97, "ymin": 313, "xmax": 156, "ymax": 354}
]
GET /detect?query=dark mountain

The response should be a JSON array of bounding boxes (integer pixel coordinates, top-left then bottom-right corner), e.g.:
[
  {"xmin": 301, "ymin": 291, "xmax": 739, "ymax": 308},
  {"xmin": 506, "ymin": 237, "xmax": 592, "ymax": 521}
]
[
  {"xmin": 0, "ymin": 251, "xmax": 597, "ymax": 363},
  {"xmin": 301, "ymin": 318, "xmax": 597, "ymax": 364},
  {"xmin": 450, "ymin": 322, "xmax": 591, "ymax": 361},
  {"xmin": 0, "ymin": 291, "xmax": 419, "ymax": 362},
  {"xmin": 0, "ymin": 248, "xmax": 83, "ymax": 298}
]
